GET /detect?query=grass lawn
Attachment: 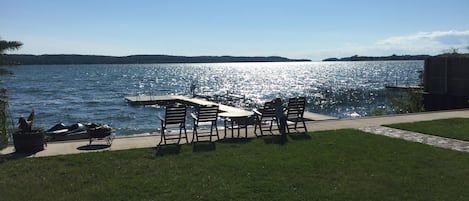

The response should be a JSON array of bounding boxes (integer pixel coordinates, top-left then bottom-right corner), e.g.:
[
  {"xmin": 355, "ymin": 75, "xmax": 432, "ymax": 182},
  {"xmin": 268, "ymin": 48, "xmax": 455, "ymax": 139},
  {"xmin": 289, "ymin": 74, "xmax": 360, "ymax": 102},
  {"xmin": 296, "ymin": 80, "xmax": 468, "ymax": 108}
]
[
  {"xmin": 385, "ymin": 118, "xmax": 469, "ymax": 141},
  {"xmin": 1, "ymin": 129, "xmax": 469, "ymax": 201}
]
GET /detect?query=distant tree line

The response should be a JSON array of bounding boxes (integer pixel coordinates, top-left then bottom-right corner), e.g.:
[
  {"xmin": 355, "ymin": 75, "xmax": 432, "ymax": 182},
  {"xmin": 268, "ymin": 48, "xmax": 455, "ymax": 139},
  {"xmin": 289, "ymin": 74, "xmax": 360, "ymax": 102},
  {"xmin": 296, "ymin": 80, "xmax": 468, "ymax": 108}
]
[{"xmin": 3, "ymin": 54, "xmax": 311, "ymax": 65}]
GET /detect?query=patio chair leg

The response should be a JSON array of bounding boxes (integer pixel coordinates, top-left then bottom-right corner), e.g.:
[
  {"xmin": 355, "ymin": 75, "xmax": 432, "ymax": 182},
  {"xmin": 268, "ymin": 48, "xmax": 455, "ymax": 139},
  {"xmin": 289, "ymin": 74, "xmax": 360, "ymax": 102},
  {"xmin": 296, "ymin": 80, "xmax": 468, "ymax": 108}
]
[
  {"xmin": 159, "ymin": 131, "xmax": 164, "ymax": 146},
  {"xmin": 215, "ymin": 122, "xmax": 219, "ymax": 140},
  {"xmin": 209, "ymin": 123, "xmax": 213, "ymax": 142},
  {"xmin": 183, "ymin": 127, "xmax": 188, "ymax": 143},
  {"xmin": 254, "ymin": 121, "xmax": 258, "ymax": 135},
  {"xmin": 192, "ymin": 122, "xmax": 197, "ymax": 143},
  {"xmin": 192, "ymin": 129, "xmax": 196, "ymax": 143},
  {"xmin": 269, "ymin": 120, "xmax": 273, "ymax": 132},
  {"xmin": 177, "ymin": 127, "xmax": 182, "ymax": 144},
  {"xmin": 303, "ymin": 121, "xmax": 308, "ymax": 133}
]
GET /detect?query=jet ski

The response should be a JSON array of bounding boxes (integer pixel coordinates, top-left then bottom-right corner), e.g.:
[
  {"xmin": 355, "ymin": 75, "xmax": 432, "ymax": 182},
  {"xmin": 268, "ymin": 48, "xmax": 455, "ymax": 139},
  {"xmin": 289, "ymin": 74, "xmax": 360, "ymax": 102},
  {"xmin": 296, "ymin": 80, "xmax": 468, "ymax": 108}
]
[{"xmin": 46, "ymin": 123, "xmax": 112, "ymax": 141}]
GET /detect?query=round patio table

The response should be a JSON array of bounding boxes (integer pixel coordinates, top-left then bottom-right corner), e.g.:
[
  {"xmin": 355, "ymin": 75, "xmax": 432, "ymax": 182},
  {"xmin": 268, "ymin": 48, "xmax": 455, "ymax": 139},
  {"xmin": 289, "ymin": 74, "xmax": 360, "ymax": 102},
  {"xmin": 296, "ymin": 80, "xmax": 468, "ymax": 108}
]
[{"xmin": 219, "ymin": 111, "xmax": 254, "ymax": 138}]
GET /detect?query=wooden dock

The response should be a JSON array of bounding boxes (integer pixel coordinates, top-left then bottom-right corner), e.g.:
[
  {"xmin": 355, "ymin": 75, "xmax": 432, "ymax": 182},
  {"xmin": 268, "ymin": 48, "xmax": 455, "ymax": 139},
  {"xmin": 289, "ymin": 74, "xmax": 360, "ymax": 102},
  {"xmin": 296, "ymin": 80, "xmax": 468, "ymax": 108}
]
[
  {"xmin": 303, "ymin": 112, "xmax": 338, "ymax": 121},
  {"xmin": 124, "ymin": 95, "xmax": 337, "ymax": 121},
  {"xmin": 124, "ymin": 95, "xmax": 181, "ymax": 105},
  {"xmin": 125, "ymin": 95, "xmax": 250, "ymax": 114},
  {"xmin": 385, "ymin": 85, "xmax": 423, "ymax": 90}
]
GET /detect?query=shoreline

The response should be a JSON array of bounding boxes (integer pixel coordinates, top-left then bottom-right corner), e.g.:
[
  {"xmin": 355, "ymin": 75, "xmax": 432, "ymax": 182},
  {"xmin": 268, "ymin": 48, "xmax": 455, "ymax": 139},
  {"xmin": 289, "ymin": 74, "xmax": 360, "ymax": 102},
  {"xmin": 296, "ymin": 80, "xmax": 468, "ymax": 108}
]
[
  {"xmin": 3, "ymin": 54, "xmax": 311, "ymax": 65},
  {"xmin": 2, "ymin": 108, "xmax": 469, "ymax": 157}
]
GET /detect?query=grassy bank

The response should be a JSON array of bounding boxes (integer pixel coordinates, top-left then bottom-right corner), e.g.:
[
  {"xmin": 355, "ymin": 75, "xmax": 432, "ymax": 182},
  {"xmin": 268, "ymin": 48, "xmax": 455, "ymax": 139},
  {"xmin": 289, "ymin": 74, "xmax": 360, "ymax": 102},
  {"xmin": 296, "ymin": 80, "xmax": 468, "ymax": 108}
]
[
  {"xmin": 1, "ymin": 129, "xmax": 469, "ymax": 200},
  {"xmin": 385, "ymin": 118, "xmax": 469, "ymax": 141}
]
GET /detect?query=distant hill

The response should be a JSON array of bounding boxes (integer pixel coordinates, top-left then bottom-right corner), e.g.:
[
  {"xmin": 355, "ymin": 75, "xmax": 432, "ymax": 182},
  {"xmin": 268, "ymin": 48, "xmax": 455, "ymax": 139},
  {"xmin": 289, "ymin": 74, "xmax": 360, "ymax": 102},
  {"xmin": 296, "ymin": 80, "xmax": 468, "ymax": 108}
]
[
  {"xmin": 3, "ymin": 54, "xmax": 311, "ymax": 65},
  {"xmin": 323, "ymin": 54, "xmax": 431, "ymax": 61}
]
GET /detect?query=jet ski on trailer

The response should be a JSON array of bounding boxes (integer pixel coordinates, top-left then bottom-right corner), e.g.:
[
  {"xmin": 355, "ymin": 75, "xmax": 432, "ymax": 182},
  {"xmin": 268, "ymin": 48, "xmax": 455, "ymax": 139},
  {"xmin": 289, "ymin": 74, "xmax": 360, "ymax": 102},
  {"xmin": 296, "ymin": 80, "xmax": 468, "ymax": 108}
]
[{"xmin": 46, "ymin": 123, "xmax": 112, "ymax": 142}]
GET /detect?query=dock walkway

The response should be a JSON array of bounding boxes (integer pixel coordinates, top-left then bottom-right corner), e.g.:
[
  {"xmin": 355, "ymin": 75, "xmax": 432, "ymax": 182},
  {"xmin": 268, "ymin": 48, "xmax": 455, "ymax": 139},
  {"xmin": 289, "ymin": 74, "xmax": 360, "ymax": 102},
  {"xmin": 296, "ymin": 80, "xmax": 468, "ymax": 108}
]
[
  {"xmin": 125, "ymin": 95, "xmax": 337, "ymax": 121},
  {"xmin": 125, "ymin": 95, "xmax": 249, "ymax": 114},
  {"xmin": 384, "ymin": 85, "xmax": 423, "ymax": 90}
]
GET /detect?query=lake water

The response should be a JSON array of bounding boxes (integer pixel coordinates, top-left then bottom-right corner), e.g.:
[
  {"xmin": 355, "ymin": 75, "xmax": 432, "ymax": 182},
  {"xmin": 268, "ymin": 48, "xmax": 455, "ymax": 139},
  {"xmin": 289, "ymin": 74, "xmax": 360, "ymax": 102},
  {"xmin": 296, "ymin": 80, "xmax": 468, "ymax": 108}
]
[{"xmin": 1, "ymin": 61, "xmax": 423, "ymax": 137}]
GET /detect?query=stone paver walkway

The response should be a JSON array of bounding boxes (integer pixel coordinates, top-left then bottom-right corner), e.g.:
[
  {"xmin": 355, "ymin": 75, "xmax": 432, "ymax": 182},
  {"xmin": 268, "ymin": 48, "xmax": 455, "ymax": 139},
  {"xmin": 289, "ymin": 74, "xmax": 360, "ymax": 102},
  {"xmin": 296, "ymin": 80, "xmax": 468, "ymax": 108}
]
[{"xmin": 359, "ymin": 126, "xmax": 469, "ymax": 153}]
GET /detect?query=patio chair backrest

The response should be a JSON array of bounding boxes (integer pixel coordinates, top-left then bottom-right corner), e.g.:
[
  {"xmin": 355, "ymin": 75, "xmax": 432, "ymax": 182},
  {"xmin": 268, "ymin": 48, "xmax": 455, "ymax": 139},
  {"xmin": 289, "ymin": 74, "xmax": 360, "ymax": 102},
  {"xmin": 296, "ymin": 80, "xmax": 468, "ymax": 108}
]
[
  {"xmin": 287, "ymin": 97, "xmax": 306, "ymax": 118},
  {"xmin": 164, "ymin": 103, "xmax": 187, "ymax": 125},
  {"xmin": 195, "ymin": 105, "xmax": 219, "ymax": 122},
  {"xmin": 260, "ymin": 101, "xmax": 276, "ymax": 118}
]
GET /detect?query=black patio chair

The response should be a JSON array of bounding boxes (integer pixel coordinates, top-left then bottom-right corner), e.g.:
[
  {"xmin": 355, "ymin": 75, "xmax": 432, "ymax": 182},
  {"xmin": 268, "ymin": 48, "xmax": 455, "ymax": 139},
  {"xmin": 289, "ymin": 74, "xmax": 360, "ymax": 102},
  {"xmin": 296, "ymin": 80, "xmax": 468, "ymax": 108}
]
[
  {"xmin": 253, "ymin": 101, "xmax": 279, "ymax": 136},
  {"xmin": 191, "ymin": 104, "xmax": 219, "ymax": 142},
  {"xmin": 158, "ymin": 103, "xmax": 188, "ymax": 146},
  {"xmin": 286, "ymin": 97, "xmax": 308, "ymax": 133}
]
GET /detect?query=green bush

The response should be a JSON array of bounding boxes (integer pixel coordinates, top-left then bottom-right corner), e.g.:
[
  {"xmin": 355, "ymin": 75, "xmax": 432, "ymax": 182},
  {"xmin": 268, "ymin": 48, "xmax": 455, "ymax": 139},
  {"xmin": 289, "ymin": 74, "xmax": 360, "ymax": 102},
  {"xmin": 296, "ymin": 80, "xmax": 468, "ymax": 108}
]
[
  {"xmin": 0, "ymin": 100, "xmax": 7, "ymax": 150},
  {"xmin": 389, "ymin": 89, "xmax": 424, "ymax": 114}
]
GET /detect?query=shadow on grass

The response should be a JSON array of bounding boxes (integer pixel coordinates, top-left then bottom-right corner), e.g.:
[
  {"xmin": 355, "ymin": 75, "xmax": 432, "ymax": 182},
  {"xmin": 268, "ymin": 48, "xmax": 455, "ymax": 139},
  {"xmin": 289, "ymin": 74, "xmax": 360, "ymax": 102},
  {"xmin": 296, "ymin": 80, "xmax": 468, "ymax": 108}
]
[
  {"xmin": 156, "ymin": 144, "xmax": 181, "ymax": 156},
  {"xmin": 261, "ymin": 135, "xmax": 288, "ymax": 145},
  {"xmin": 288, "ymin": 132, "xmax": 312, "ymax": 141},
  {"xmin": 218, "ymin": 138, "xmax": 252, "ymax": 144},
  {"xmin": 0, "ymin": 151, "xmax": 39, "ymax": 163},
  {"xmin": 192, "ymin": 141, "xmax": 216, "ymax": 152},
  {"xmin": 77, "ymin": 144, "xmax": 111, "ymax": 151}
]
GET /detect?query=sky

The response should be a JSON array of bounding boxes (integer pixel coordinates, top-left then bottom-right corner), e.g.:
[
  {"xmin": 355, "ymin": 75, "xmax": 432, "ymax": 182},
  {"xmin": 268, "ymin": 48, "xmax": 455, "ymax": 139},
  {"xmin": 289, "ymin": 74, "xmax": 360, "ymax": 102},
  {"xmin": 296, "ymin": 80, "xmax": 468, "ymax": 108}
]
[{"xmin": 1, "ymin": 0, "xmax": 469, "ymax": 61}]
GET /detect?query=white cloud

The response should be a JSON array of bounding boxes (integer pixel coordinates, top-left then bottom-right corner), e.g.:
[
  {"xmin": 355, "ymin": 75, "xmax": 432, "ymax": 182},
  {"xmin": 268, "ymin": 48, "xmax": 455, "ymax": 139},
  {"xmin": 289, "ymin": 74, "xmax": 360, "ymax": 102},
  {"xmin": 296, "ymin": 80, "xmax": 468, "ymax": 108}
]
[
  {"xmin": 310, "ymin": 30, "xmax": 469, "ymax": 60},
  {"xmin": 375, "ymin": 30, "xmax": 469, "ymax": 54}
]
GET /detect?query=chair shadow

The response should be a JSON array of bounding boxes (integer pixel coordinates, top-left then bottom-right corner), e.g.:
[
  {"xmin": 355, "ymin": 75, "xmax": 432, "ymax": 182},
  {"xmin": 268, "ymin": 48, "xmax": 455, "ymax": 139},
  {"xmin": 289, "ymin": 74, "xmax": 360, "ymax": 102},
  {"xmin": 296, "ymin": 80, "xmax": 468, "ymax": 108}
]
[
  {"xmin": 218, "ymin": 138, "xmax": 252, "ymax": 144},
  {"xmin": 192, "ymin": 141, "xmax": 216, "ymax": 152},
  {"xmin": 288, "ymin": 132, "xmax": 312, "ymax": 141},
  {"xmin": 77, "ymin": 144, "xmax": 111, "ymax": 151},
  {"xmin": 261, "ymin": 135, "xmax": 288, "ymax": 145},
  {"xmin": 156, "ymin": 144, "xmax": 181, "ymax": 156}
]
